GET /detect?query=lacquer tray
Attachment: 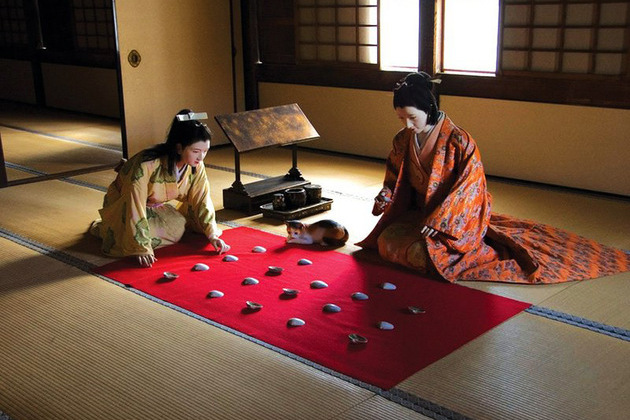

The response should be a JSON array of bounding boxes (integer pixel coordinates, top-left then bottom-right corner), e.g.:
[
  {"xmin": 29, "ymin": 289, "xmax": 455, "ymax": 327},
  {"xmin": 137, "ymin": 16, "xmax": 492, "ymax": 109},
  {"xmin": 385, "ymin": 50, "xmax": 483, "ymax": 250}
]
[{"xmin": 260, "ymin": 198, "xmax": 333, "ymax": 221}]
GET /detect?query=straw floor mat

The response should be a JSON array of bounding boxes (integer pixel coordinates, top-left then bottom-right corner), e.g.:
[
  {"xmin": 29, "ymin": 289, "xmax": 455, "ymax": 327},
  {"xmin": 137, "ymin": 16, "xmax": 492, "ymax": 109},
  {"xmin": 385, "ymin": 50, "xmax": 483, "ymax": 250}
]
[
  {"xmin": 0, "ymin": 126, "xmax": 121, "ymax": 179},
  {"xmin": 0, "ymin": 237, "xmax": 385, "ymax": 420},
  {"xmin": 1, "ymin": 143, "xmax": 630, "ymax": 419}
]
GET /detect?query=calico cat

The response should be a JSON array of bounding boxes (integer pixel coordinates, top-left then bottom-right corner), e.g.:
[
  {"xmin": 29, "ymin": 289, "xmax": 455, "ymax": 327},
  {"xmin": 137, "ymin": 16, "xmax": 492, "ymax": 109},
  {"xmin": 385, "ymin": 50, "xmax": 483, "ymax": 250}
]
[{"xmin": 285, "ymin": 219, "xmax": 349, "ymax": 246}]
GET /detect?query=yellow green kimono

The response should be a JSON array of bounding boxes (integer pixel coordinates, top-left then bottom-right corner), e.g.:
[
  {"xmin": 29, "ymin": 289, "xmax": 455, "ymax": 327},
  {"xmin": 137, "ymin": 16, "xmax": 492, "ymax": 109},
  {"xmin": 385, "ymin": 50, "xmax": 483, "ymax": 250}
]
[{"xmin": 91, "ymin": 153, "xmax": 221, "ymax": 257}]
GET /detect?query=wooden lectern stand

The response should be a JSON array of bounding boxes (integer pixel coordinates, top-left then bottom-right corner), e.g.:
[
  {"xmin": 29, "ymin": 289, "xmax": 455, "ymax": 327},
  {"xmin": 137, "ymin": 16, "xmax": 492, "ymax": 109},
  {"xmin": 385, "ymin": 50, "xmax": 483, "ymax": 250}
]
[{"xmin": 215, "ymin": 104, "xmax": 320, "ymax": 215}]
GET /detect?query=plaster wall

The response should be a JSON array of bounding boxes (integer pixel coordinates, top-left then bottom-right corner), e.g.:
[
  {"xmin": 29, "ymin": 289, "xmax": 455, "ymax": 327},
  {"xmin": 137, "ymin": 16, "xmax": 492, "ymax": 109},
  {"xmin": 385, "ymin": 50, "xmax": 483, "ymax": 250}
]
[
  {"xmin": 42, "ymin": 64, "xmax": 120, "ymax": 118},
  {"xmin": 259, "ymin": 82, "xmax": 630, "ymax": 196},
  {"xmin": 115, "ymin": 0, "xmax": 234, "ymax": 155}
]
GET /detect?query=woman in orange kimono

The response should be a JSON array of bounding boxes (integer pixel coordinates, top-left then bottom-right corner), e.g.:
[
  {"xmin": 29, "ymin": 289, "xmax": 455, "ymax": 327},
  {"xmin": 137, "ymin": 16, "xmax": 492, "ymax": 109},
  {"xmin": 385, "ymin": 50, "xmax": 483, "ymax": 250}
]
[
  {"xmin": 357, "ymin": 72, "xmax": 630, "ymax": 283},
  {"xmin": 91, "ymin": 109, "xmax": 230, "ymax": 268}
]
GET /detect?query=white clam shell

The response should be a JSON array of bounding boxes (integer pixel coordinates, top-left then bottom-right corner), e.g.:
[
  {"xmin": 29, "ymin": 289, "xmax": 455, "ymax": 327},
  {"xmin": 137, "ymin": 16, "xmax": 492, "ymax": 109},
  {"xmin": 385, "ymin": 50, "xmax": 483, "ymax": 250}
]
[
  {"xmin": 408, "ymin": 306, "xmax": 426, "ymax": 314},
  {"xmin": 377, "ymin": 321, "xmax": 394, "ymax": 330},
  {"xmin": 246, "ymin": 301, "xmax": 263, "ymax": 310},
  {"xmin": 351, "ymin": 292, "xmax": 369, "ymax": 300},
  {"xmin": 287, "ymin": 317, "xmax": 305, "ymax": 327},
  {"xmin": 282, "ymin": 288, "xmax": 299, "ymax": 296},
  {"xmin": 207, "ymin": 290, "xmax": 224, "ymax": 298},
  {"xmin": 348, "ymin": 333, "xmax": 368, "ymax": 344},
  {"xmin": 379, "ymin": 282, "xmax": 397, "ymax": 290},
  {"xmin": 162, "ymin": 271, "xmax": 179, "ymax": 280},
  {"xmin": 242, "ymin": 277, "xmax": 259, "ymax": 285},
  {"xmin": 297, "ymin": 258, "xmax": 312, "ymax": 265},
  {"xmin": 192, "ymin": 263, "xmax": 210, "ymax": 271},
  {"xmin": 222, "ymin": 254, "xmax": 239, "ymax": 262},
  {"xmin": 322, "ymin": 303, "xmax": 341, "ymax": 313},
  {"xmin": 252, "ymin": 246, "xmax": 267, "ymax": 253},
  {"xmin": 310, "ymin": 280, "xmax": 328, "ymax": 289}
]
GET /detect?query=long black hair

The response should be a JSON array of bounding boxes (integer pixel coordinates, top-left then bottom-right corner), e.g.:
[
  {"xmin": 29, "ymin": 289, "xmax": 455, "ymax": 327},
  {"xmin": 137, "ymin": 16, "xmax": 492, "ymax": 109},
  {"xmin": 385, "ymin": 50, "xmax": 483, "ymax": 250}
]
[
  {"xmin": 142, "ymin": 109, "xmax": 212, "ymax": 175},
  {"xmin": 393, "ymin": 72, "xmax": 440, "ymax": 125}
]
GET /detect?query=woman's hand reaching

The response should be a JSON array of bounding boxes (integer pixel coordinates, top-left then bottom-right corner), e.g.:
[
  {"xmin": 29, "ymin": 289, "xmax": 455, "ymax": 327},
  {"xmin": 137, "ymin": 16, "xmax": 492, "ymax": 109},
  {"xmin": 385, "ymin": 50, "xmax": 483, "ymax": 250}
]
[
  {"xmin": 372, "ymin": 186, "xmax": 393, "ymax": 215},
  {"xmin": 210, "ymin": 237, "xmax": 231, "ymax": 254},
  {"xmin": 137, "ymin": 254, "xmax": 157, "ymax": 268}
]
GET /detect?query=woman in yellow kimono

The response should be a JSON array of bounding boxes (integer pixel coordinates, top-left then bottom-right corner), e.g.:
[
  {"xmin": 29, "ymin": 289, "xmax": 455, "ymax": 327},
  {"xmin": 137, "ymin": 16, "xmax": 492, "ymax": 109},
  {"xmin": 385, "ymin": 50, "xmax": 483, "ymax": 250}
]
[
  {"xmin": 357, "ymin": 72, "xmax": 630, "ymax": 283},
  {"xmin": 91, "ymin": 109, "xmax": 230, "ymax": 267}
]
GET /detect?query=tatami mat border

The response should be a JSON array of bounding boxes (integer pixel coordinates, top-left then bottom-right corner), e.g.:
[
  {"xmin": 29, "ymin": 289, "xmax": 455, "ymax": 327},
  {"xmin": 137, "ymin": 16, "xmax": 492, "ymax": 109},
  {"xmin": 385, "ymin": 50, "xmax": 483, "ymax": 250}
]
[
  {"xmin": 6, "ymin": 159, "xmax": 630, "ymax": 343},
  {"xmin": 5, "ymin": 162, "xmax": 108, "ymax": 192},
  {"xmin": 3, "ymin": 153, "xmax": 629, "ymax": 419},
  {"xmin": 0, "ymin": 227, "xmax": 97, "ymax": 273},
  {"xmin": 5, "ymin": 161, "xmax": 47, "ymax": 177},
  {"xmin": 0, "ymin": 226, "xmax": 470, "ymax": 420},
  {"xmin": 206, "ymin": 163, "xmax": 268, "ymax": 179},
  {"xmin": 205, "ymin": 163, "xmax": 373, "ymax": 202},
  {"xmin": 0, "ymin": 123, "xmax": 122, "ymax": 152},
  {"xmin": 5, "ymin": 159, "xmax": 370, "ymax": 202},
  {"xmin": 8, "ymin": 158, "xmax": 630, "ymax": 343},
  {"xmin": 525, "ymin": 306, "xmax": 630, "ymax": 341}
]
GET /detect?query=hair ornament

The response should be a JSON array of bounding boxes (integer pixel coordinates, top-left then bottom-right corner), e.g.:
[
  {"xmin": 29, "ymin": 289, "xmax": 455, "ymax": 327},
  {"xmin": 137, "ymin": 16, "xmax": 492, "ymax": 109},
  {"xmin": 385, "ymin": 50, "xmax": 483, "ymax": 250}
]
[{"xmin": 176, "ymin": 111, "xmax": 208, "ymax": 122}]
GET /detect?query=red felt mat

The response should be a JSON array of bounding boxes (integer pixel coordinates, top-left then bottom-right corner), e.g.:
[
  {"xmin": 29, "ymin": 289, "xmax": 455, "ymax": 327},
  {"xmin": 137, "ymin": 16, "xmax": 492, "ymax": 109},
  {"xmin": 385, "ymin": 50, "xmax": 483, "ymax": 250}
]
[{"xmin": 94, "ymin": 226, "xmax": 530, "ymax": 389}]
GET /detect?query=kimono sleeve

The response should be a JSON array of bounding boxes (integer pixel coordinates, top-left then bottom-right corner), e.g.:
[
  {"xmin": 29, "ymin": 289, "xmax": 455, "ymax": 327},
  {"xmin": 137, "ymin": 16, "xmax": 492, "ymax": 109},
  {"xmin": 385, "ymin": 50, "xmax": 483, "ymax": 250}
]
[
  {"xmin": 383, "ymin": 129, "xmax": 407, "ymax": 191},
  {"xmin": 425, "ymin": 131, "xmax": 491, "ymax": 253},
  {"xmin": 117, "ymin": 159, "xmax": 154, "ymax": 255},
  {"xmin": 185, "ymin": 164, "xmax": 222, "ymax": 239}
]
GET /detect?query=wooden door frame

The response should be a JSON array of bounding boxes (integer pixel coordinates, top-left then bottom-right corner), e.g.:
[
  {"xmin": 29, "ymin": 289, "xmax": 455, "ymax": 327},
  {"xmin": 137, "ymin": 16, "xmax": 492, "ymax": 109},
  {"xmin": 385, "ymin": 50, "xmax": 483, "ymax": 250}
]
[{"xmin": 0, "ymin": 133, "xmax": 7, "ymax": 188}]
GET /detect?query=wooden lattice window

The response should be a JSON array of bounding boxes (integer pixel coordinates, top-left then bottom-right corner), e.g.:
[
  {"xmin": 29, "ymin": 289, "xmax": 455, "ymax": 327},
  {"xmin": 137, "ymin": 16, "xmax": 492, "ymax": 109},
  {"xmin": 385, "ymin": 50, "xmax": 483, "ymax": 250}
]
[
  {"xmin": 72, "ymin": 0, "xmax": 115, "ymax": 53},
  {"xmin": 0, "ymin": 0, "xmax": 29, "ymax": 49},
  {"xmin": 296, "ymin": 0, "xmax": 378, "ymax": 66},
  {"xmin": 501, "ymin": 0, "xmax": 630, "ymax": 76}
]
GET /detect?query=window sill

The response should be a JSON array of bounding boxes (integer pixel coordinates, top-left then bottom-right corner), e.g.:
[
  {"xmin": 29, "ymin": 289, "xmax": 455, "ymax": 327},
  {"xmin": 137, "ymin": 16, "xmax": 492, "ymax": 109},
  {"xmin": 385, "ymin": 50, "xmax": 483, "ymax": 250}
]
[{"xmin": 256, "ymin": 63, "xmax": 630, "ymax": 109}]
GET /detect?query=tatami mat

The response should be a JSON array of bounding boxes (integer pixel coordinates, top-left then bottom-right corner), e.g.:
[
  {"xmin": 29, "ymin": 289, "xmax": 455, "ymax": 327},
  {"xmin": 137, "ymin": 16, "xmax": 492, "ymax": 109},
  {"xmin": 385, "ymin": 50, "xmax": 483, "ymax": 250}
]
[
  {"xmin": 0, "ymin": 126, "xmax": 121, "ymax": 181},
  {"xmin": 4, "ymin": 166, "xmax": 34, "ymax": 182},
  {"xmin": 1, "ymin": 109, "xmax": 629, "ymax": 420},
  {"xmin": 397, "ymin": 313, "xmax": 630, "ymax": 420},
  {"xmin": 66, "ymin": 169, "xmax": 117, "ymax": 190},
  {"xmin": 0, "ymin": 178, "xmax": 114, "ymax": 266},
  {"xmin": 488, "ymin": 180, "xmax": 630, "ymax": 249},
  {"xmin": 209, "ymin": 145, "xmax": 389, "ymax": 193},
  {"xmin": 0, "ymin": 237, "xmax": 373, "ymax": 420},
  {"xmin": 0, "ymin": 100, "xmax": 122, "ymax": 149},
  {"xmin": 535, "ymin": 271, "xmax": 630, "ymax": 329},
  {"xmin": 332, "ymin": 395, "xmax": 433, "ymax": 420}
]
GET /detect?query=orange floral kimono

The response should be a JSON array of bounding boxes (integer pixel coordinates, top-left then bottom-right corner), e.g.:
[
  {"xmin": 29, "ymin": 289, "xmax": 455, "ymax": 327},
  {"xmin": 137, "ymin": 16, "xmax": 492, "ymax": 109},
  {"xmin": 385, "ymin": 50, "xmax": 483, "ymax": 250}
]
[{"xmin": 357, "ymin": 114, "xmax": 630, "ymax": 283}]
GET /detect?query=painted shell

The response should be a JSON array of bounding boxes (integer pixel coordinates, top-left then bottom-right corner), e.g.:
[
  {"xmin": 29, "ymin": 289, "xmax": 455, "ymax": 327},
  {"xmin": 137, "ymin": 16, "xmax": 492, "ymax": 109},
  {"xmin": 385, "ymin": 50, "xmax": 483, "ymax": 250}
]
[
  {"xmin": 222, "ymin": 254, "xmax": 239, "ymax": 262},
  {"xmin": 242, "ymin": 277, "xmax": 260, "ymax": 285},
  {"xmin": 348, "ymin": 334, "xmax": 368, "ymax": 344},
  {"xmin": 252, "ymin": 246, "xmax": 267, "ymax": 253},
  {"xmin": 408, "ymin": 306, "xmax": 426, "ymax": 315},
  {"xmin": 282, "ymin": 288, "xmax": 299, "ymax": 296},
  {"xmin": 310, "ymin": 280, "xmax": 328, "ymax": 289},
  {"xmin": 287, "ymin": 318, "xmax": 306, "ymax": 327},
  {"xmin": 322, "ymin": 303, "xmax": 341, "ymax": 313},
  {"xmin": 351, "ymin": 292, "xmax": 369, "ymax": 301},
  {"xmin": 379, "ymin": 282, "xmax": 397, "ymax": 290},
  {"xmin": 162, "ymin": 271, "xmax": 179, "ymax": 280},
  {"xmin": 297, "ymin": 258, "xmax": 312, "ymax": 265},
  {"xmin": 246, "ymin": 301, "xmax": 263, "ymax": 310},
  {"xmin": 207, "ymin": 290, "xmax": 224, "ymax": 298},
  {"xmin": 267, "ymin": 266, "xmax": 284, "ymax": 274},
  {"xmin": 192, "ymin": 263, "xmax": 210, "ymax": 271},
  {"xmin": 377, "ymin": 321, "xmax": 394, "ymax": 330}
]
